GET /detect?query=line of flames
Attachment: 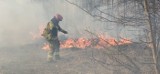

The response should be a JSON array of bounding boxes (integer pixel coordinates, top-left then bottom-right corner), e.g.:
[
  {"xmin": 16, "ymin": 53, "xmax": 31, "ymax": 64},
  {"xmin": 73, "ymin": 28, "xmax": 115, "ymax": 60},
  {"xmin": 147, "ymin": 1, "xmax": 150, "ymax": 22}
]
[
  {"xmin": 42, "ymin": 35, "xmax": 131, "ymax": 51},
  {"xmin": 30, "ymin": 25, "xmax": 131, "ymax": 51}
]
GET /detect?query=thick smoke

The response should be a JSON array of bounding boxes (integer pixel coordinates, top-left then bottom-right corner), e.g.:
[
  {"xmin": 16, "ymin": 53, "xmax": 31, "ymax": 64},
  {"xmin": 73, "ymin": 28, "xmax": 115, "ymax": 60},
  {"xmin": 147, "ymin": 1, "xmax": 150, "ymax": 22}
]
[
  {"xmin": 0, "ymin": 0, "xmax": 140, "ymax": 47},
  {"xmin": 0, "ymin": 0, "xmax": 46, "ymax": 47},
  {"xmin": 0, "ymin": 0, "xmax": 95, "ymax": 47}
]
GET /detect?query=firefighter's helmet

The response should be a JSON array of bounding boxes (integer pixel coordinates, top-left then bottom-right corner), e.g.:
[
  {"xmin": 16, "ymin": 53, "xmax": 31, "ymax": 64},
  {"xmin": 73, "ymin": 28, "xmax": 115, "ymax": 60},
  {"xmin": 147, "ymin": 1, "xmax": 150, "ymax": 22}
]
[{"xmin": 55, "ymin": 14, "xmax": 63, "ymax": 21}]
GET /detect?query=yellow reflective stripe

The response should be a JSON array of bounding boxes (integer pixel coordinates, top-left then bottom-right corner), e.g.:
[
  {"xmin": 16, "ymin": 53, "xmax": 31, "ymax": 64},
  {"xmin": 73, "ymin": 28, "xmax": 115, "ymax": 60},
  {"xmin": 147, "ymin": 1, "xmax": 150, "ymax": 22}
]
[{"xmin": 49, "ymin": 21, "xmax": 54, "ymax": 30}]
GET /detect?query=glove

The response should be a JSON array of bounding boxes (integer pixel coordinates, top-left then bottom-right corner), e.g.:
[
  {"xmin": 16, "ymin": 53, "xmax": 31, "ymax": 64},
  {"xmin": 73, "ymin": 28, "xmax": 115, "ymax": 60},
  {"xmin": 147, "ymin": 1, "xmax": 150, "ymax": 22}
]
[{"xmin": 62, "ymin": 30, "xmax": 68, "ymax": 34}]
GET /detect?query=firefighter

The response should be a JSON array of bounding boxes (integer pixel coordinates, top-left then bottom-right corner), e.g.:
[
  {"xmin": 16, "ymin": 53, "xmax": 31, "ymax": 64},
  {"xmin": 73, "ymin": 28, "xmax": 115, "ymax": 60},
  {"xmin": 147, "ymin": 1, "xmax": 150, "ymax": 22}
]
[{"xmin": 42, "ymin": 14, "xmax": 68, "ymax": 62}]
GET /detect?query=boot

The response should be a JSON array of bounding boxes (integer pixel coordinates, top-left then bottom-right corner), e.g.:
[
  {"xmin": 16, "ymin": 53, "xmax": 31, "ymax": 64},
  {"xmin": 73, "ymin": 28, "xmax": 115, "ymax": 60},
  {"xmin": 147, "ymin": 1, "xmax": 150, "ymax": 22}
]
[
  {"xmin": 47, "ymin": 55, "xmax": 53, "ymax": 62},
  {"xmin": 47, "ymin": 50, "xmax": 54, "ymax": 62}
]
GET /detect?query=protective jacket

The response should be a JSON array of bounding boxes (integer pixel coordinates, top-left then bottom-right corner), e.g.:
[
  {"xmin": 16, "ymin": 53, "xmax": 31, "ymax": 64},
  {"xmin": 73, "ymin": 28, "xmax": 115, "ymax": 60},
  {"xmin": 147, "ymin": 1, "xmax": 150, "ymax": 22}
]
[{"xmin": 42, "ymin": 17, "xmax": 67, "ymax": 40}]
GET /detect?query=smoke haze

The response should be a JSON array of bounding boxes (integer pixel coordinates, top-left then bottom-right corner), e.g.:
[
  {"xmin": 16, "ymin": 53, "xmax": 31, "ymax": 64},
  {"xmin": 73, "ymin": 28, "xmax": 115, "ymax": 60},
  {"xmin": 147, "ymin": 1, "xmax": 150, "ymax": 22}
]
[
  {"xmin": 0, "ymin": 0, "xmax": 140, "ymax": 47},
  {"xmin": 0, "ymin": 0, "xmax": 88, "ymax": 47}
]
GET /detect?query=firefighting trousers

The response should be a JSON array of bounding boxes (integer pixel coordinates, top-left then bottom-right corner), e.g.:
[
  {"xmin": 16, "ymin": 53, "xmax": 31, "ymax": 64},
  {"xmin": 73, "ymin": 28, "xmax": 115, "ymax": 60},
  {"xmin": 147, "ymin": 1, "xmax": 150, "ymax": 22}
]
[{"xmin": 47, "ymin": 39, "xmax": 60, "ymax": 60}]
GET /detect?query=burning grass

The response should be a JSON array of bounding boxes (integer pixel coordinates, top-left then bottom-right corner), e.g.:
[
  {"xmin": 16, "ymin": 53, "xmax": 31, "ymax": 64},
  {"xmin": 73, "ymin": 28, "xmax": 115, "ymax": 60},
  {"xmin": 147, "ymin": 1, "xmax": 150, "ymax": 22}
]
[
  {"xmin": 42, "ymin": 36, "xmax": 131, "ymax": 51},
  {"xmin": 31, "ymin": 25, "xmax": 131, "ymax": 51}
]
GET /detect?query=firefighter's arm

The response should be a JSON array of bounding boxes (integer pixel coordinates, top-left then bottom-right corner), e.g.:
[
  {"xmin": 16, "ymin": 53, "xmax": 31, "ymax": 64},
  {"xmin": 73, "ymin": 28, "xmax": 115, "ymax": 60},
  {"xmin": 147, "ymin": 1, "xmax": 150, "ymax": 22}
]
[
  {"xmin": 58, "ymin": 25, "xmax": 68, "ymax": 34},
  {"xmin": 61, "ymin": 29, "xmax": 68, "ymax": 34}
]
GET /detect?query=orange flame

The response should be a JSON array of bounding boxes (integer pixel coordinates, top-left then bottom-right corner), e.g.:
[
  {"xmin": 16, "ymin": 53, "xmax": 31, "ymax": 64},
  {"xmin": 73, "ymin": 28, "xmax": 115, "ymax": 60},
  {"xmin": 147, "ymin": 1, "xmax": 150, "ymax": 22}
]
[
  {"xmin": 32, "ymin": 25, "xmax": 132, "ymax": 50},
  {"xmin": 41, "ymin": 36, "xmax": 132, "ymax": 50},
  {"xmin": 60, "ymin": 38, "xmax": 75, "ymax": 49},
  {"xmin": 42, "ymin": 37, "xmax": 131, "ymax": 50},
  {"xmin": 60, "ymin": 36, "xmax": 131, "ymax": 49},
  {"xmin": 42, "ymin": 43, "xmax": 50, "ymax": 51}
]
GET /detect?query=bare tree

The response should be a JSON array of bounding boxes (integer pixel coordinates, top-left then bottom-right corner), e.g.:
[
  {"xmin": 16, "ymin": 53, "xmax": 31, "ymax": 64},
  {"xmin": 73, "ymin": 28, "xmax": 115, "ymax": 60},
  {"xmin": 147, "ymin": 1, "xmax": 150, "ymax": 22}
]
[{"xmin": 65, "ymin": 0, "xmax": 160, "ymax": 74}]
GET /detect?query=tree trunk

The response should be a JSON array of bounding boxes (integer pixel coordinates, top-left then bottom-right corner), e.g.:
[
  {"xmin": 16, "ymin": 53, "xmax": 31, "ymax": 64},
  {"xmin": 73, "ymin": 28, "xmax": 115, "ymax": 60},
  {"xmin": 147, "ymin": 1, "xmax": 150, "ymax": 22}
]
[{"xmin": 143, "ymin": 0, "xmax": 159, "ymax": 74}]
